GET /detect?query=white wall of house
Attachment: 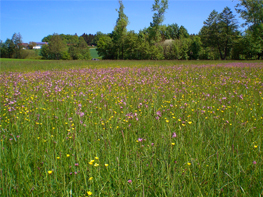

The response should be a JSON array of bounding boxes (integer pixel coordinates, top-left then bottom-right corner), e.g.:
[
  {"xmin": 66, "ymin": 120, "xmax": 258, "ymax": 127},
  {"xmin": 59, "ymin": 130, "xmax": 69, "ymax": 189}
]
[
  {"xmin": 32, "ymin": 42, "xmax": 48, "ymax": 49},
  {"xmin": 33, "ymin": 46, "xmax": 42, "ymax": 49}
]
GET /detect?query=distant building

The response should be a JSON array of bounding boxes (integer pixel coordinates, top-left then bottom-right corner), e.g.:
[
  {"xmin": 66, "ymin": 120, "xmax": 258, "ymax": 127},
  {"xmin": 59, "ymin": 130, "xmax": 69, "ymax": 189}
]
[{"xmin": 33, "ymin": 42, "xmax": 48, "ymax": 49}]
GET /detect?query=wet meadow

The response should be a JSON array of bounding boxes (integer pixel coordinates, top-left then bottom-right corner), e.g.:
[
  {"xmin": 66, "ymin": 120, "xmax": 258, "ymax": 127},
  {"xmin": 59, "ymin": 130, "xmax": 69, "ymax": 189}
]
[{"xmin": 0, "ymin": 60, "xmax": 262, "ymax": 196}]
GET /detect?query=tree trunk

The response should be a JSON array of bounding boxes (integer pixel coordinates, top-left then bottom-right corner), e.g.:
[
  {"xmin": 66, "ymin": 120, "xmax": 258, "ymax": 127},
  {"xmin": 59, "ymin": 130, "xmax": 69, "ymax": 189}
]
[
  {"xmin": 223, "ymin": 39, "xmax": 228, "ymax": 60},
  {"xmin": 258, "ymin": 51, "xmax": 263, "ymax": 60},
  {"xmin": 217, "ymin": 42, "xmax": 224, "ymax": 60},
  {"xmin": 122, "ymin": 42, "xmax": 124, "ymax": 60}
]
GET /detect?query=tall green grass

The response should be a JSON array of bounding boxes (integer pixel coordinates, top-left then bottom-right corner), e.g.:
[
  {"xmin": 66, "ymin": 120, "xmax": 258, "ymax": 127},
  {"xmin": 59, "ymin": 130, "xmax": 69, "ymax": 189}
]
[
  {"xmin": 0, "ymin": 61, "xmax": 262, "ymax": 196},
  {"xmin": 1, "ymin": 59, "xmax": 262, "ymax": 73}
]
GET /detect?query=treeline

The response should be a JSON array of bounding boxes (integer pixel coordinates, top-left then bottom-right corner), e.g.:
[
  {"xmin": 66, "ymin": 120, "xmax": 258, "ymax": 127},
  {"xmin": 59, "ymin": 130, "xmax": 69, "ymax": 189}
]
[
  {"xmin": 1, "ymin": 0, "xmax": 262, "ymax": 60},
  {"xmin": 0, "ymin": 33, "xmax": 26, "ymax": 59},
  {"xmin": 96, "ymin": 0, "xmax": 262, "ymax": 60},
  {"xmin": 0, "ymin": 33, "xmax": 91, "ymax": 60},
  {"xmin": 41, "ymin": 34, "xmax": 91, "ymax": 60},
  {"xmin": 42, "ymin": 33, "xmax": 98, "ymax": 46}
]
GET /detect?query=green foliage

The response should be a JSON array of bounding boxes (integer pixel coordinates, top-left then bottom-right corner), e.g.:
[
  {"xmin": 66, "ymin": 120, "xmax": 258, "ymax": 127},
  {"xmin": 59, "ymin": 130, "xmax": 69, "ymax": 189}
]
[
  {"xmin": 164, "ymin": 24, "xmax": 180, "ymax": 39},
  {"xmin": 11, "ymin": 33, "xmax": 23, "ymax": 58},
  {"xmin": 96, "ymin": 35, "xmax": 114, "ymax": 59},
  {"xmin": 0, "ymin": 33, "xmax": 23, "ymax": 59},
  {"xmin": 149, "ymin": 44, "xmax": 164, "ymax": 60},
  {"xmin": 112, "ymin": 0, "xmax": 129, "ymax": 59},
  {"xmin": 235, "ymin": 0, "xmax": 263, "ymax": 27},
  {"xmin": 178, "ymin": 25, "xmax": 189, "ymax": 39},
  {"xmin": 123, "ymin": 31, "xmax": 139, "ymax": 59},
  {"xmin": 40, "ymin": 44, "xmax": 51, "ymax": 59},
  {"xmin": 48, "ymin": 34, "xmax": 68, "ymax": 60},
  {"xmin": 236, "ymin": 0, "xmax": 263, "ymax": 59},
  {"xmin": 61, "ymin": 51, "xmax": 71, "ymax": 60},
  {"xmin": 189, "ymin": 36, "xmax": 202, "ymax": 60},
  {"xmin": 200, "ymin": 7, "xmax": 239, "ymax": 60},
  {"xmin": 199, "ymin": 47, "xmax": 220, "ymax": 60},
  {"xmin": 78, "ymin": 37, "xmax": 91, "ymax": 60},
  {"xmin": 80, "ymin": 33, "xmax": 97, "ymax": 46},
  {"xmin": 241, "ymin": 32, "xmax": 261, "ymax": 59},
  {"xmin": 178, "ymin": 38, "xmax": 190, "ymax": 60},
  {"xmin": 19, "ymin": 49, "xmax": 41, "ymax": 59},
  {"xmin": 96, "ymin": 1, "xmax": 129, "ymax": 60},
  {"xmin": 40, "ymin": 34, "xmax": 91, "ymax": 60},
  {"xmin": 68, "ymin": 37, "xmax": 91, "ymax": 60},
  {"xmin": 150, "ymin": 0, "xmax": 169, "ymax": 42},
  {"xmin": 2, "ymin": 1, "xmax": 263, "ymax": 61},
  {"xmin": 42, "ymin": 34, "xmax": 53, "ymax": 42},
  {"xmin": 0, "ymin": 40, "xmax": 10, "ymax": 58},
  {"xmin": 161, "ymin": 38, "xmax": 192, "ymax": 60},
  {"xmin": 82, "ymin": 0, "xmax": 262, "ymax": 61}
]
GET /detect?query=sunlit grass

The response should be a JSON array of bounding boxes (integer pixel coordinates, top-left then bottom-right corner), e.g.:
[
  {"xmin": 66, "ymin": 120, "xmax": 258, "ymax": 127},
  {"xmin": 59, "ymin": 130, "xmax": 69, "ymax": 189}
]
[
  {"xmin": 1, "ymin": 59, "xmax": 261, "ymax": 73},
  {"xmin": 0, "ymin": 61, "xmax": 262, "ymax": 196}
]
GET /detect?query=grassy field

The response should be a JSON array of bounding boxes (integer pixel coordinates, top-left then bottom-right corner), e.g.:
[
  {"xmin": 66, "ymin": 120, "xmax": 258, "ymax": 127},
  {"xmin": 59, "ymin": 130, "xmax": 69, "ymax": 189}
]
[
  {"xmin": 1, "ymin": 58, "xmax": 262, "ymax": 73},
  {"xmin": 0, "ymin": 59, "xmax": 262, "ymax": 196},
  {"xmin": 89, "ymin": 48, "xmax": 100, "ymax": 59}
]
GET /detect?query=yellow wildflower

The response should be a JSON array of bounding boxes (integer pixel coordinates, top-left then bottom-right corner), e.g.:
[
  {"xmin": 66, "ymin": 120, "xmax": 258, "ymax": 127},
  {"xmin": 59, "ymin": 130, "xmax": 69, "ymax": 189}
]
[{"xmin": 89, "ymin": 160, "xmax": 95, "ymax": 165}]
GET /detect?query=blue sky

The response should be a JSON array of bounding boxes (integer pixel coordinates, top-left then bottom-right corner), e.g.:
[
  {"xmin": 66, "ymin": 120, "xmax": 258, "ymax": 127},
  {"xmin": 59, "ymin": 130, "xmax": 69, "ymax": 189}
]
[{"xmin": 1, "ymin": 0, "xmax": 244, "ymax": 43}]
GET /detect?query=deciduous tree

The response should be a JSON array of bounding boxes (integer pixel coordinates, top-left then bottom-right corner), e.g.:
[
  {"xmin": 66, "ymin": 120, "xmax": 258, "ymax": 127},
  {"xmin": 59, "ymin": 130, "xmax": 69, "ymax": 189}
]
[
  {"xmin": 12, "ymin": 33, "xmax": 23, "ymax": 58},
  {"xmin": 200, "ymin": 7, "xmax": 239, "ymax": 60},
  {"xmin": 150, "ymin": 0, "xmax": 168, "ymax": 42},
  {"xmin": 236, "ymin": 0, "xmax": 263, "ymax": 59},
  {"xmin": 112, "ymin": 0, "xmax": 129, "ymax": 59},
  {"xmin": 48, "ymin": 33, "xmax": 68, "ymax": 60},
  {"xmin": 96, "ymin": 35, "xmax": 114, "ymax": 59}
]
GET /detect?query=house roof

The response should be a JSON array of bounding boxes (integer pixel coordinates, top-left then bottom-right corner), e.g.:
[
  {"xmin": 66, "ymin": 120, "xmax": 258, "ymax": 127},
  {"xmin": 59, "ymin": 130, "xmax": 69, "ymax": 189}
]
[
  {"xmin": 19, "ymin": 43, "xmax": 29, "ymax": 46},
  {"xmin": 35, "ymin": 42, "xmax": 48, "ymax": 45}
]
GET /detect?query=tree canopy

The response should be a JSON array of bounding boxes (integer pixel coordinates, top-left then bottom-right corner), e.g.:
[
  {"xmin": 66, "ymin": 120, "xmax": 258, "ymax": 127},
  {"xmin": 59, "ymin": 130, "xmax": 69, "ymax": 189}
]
[
  {"xmin": 236, "ymin": 0, "xmax": 263, "ymax": 59},
  {"xmin": 200, "ymin": 7, "xmax": 239, "ymax": 60}
]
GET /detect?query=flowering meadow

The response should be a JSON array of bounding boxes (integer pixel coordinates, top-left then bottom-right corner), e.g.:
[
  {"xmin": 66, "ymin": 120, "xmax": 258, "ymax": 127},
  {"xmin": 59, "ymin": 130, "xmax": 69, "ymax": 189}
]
[{"xmin": 0, "ymin": 61, "xmax": 262, "ymax": 196}]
